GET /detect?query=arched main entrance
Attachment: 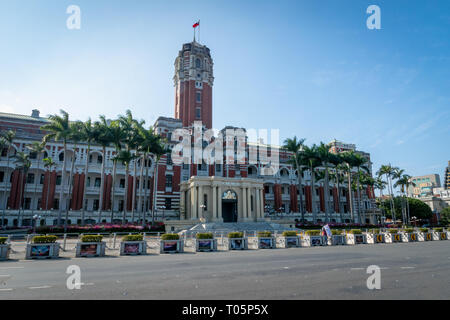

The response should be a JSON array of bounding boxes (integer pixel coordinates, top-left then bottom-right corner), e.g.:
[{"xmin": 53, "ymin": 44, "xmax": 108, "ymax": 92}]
[{"xmin": 222, "ymin": 190, "xmax": 238, "ymax": 223}]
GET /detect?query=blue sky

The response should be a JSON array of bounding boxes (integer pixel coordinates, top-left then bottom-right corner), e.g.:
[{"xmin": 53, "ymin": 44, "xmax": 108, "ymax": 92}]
[{"xmin": 0, "ymin": 0, "xmax": 449, "ymax": 188}]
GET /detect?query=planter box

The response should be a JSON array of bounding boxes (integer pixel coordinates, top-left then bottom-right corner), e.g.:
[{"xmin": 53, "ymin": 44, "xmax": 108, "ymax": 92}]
[
  {"xmin": 401, "ymin": 233, "xmax": 418, "ymax": 242},
  {"xmin": 26, "ymin": 243, "xmax": 60, "ymax": 259},
  {"xmin": 0, "ymin": 244, "xmax": 10, "ymax": 261},
  {"xmin": 256, "ymin": 237, "xmax": 276, "ymax": 249},
  {"xmin": 345, "ymin": 234, "xmax": 367, "ymax": 245},
  {"xmin": 418, "ymin": 232, "xmax": 433, "ymax": 241},
  {"xmin": 384, "ymin": 233, "xmax": 402, "ymax": 243},
  {"xmin": 301, "ymin": 235, "xmax": 324, "ymax": 247},
  {"xmin": 277, "ymin": 236, "xmax": 301, "ymax": 248},
  {"xmin": 224, "ymin": 238, "xmax": 248, "ymax": 250},
  {"xmin": 120, "ymin": 241, "xmax": 147, "ymax": 256},
  {"xmin": 327, "ymin": 235, "xmax": 346, "ymax": 246},
  {"xmin": 76, "ymin": 242, "xmax": 106, "ymax": 257},
  {"xmin": 160, "ymin": 240, "xmax": 184, "ymax": 254},
  {"xmin": 195, "ymin": 239, "xmax": 217, "ymax": 252},
  {"xmin": 432, "ymin": 232, "xmax": 447, "ymax": 241},
  {"xmin": 366, "ymin": 234, "xmax": 385, "ymax": 244}
]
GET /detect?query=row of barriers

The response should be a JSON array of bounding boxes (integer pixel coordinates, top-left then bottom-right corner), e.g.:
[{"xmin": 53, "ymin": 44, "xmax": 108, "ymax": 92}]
[{"xmin": 0, "ymin": 228, "xmax": 448, "ymax": 260}]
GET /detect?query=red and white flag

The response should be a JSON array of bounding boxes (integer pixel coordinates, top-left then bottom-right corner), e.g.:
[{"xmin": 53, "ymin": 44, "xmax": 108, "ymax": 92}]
[{"xmin": 193, "ymin": 21, "xmax": 200, "ymax": 28}]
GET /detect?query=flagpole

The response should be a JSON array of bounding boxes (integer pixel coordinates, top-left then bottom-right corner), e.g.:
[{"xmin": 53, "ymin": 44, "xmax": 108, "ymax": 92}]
[{"xmin": 199, "ymin": 20, "xmax": 201, "ymax": 43}]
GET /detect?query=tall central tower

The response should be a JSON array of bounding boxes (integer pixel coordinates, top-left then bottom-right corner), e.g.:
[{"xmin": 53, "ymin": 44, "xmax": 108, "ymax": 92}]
[{"xmin": 174, "ymin": 41, "xmax": 214, "ymax": 129}]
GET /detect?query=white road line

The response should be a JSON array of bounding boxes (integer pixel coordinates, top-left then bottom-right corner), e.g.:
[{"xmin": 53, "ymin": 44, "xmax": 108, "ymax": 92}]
[
  {"xmin": 401, "ymin": 267, "xmax": 416, "ymax": 269},
  {"xmin": 29, "ymin": 285, "xmax": 52, "ymax": 289},
  {"xmin": 350, "ymin": 268, "xmax": 364, "ymax": 270},
  {"xmin": 0, "ymin": 267, "xmax": 24, "ymax": 269},
  {"xmin": 0, "ymin": 288, "xmax": 14, "ymax": 292}
]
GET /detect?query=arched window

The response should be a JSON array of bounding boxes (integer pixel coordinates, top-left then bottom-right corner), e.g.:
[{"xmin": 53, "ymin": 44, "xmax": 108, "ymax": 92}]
[{"xmin": 195, "ymin": 58, "xmax": 202, "ymax": 69}]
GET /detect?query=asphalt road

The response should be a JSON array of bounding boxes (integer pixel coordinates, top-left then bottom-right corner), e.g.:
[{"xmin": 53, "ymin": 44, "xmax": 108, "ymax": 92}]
[{"xmin": 0, "ymin": 240, "xmax": 449, "ymax": 300}]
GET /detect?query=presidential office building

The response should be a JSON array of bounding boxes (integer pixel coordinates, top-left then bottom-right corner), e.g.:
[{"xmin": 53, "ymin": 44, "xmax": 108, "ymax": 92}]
[{"xmin": 0, "ymin": 40, "xmax": 380, "ymax": 228}]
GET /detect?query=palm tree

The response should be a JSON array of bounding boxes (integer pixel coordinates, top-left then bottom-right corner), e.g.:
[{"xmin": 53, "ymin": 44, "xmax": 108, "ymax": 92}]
[
  {"xmin": 93, "ymin": 116, "xmax": 113, "ymax": 223},
  {"xmin": 317, "ymin": 142, "xmax": 335, "ymax": 223},
  {"xmin": 13, "ymin": 152, "xmax": 31, "ymax": 226},
  {"xmin": 341, "ymin": 152, "xmax": 356, "ymax": 222},
  {"xmin": 300, "ymin": 144, "xmax": 320, "ymax": 223},
  {"xmin": 1, "ymin": 130, "xmax": 16, "ymax": 229},
  {"xmin": 79, "ymin": 119, "xmax": 96, "ymax": 225},
  {"xmin": 64, "ymin": 121, "xmax": 84, "ymax": 230},
  {"xmin": 41, "ymin": 110, "xmax": 71, "ymax": 226},
  {"xmin": 351, "ymin": 153, "xmax": 369, "ymax": 223},
  {"xmin": 394, "ymin": 173, "xmax": 415, "ymax": 225},
  {"xmin": 26, "ymin": 141, "xmax": 46, "ymax": 216},
  {"xmin": 329, "ymin": 153, "xmax": 345, "ymax": 222},
  {"xmin": 43, "ymin": 157, "xmax": 56, "ymax": 212},
  {"xmin": 108, "ymin": 120, "xmax": 125, "ymax": 223},
  {"xmin": 113, "ymin": 150, "xmax": 138, "ymax": 224},
  {"xmin": 377, "ymin": 164, "xmax": 397, "ymax": 223},
  {"xmin": 283, "ymin": 137, "xmax": 306, "ymax": 222}
]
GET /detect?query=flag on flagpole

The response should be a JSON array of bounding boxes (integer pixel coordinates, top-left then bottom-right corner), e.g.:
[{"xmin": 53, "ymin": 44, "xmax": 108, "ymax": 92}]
[{"xmin": 193, "ymin": 21, "xmax": 200, "ymax": 28}]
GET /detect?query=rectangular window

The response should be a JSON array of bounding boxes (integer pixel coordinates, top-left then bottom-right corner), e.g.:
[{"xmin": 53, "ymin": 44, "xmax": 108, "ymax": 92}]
[
  {"xmin": 196, "ymin": 92, "xmax": 202, "ymax": 103},
  {"xmin": 94, "ymin": 178, "xmax": 101, "ymax": 187},
  {"xmin": 120, "ymin": 179, "xmax": 125, "ymax": 188},
  {"xmin": 53, "ymin": 198, "xmax": 59, "ymax": 210},
  {"xmin": 0, "ymin": 171, "xmax": 4, "ymax": 183},
  {"xmin": 196, "ymin": 107, "xmax": 201, "ymax": 119},
  {"xmin": 165, "ymin": 198, "xmax": 172, "ymax": 210},
  {"xmin": 56, "ymin": 175, "xmax": 62, "ymax": 186},
  {"xmin": 27, "ymin": 173, "xmax": 35, "ymax": 184},
  {"xmin": 24, "ymin": 198, "xmax": 31, "ymax": 210},
  {"xmin": 215, "ymin": 164, "xmax": 222, "ymax": 172},
  {"xmin": 97, "ymin": 156, "xmax": 103, "ymax": 164},
  {"xmin": 1, "ymin": 148, "xmax": 7, "ymax": 157},
  {"xmin": 93, "ymin": 199, "xmax": 99, "ymax": 211},
  {"xmin": 165, "ymin": 175, "xmax": 172, "ymax": 188},
  {"xmin": 40, "ymin": 174, "xmax": 45, "ymax": 184}
]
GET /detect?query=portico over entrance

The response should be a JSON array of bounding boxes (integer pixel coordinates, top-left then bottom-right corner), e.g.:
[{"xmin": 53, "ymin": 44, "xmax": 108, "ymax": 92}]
[{"xmin": 180, "ymin": 176, "xmax": 266, "ymax": 223}]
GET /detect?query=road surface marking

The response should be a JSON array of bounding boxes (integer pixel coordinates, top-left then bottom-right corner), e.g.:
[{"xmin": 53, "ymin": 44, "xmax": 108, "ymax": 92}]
[
  {"xmin": 401, "ymin": 267, "xmax": 416, "ymax": 269},
  {"xmin": 29, "ymin": 285, "xmax": 52, "ymax": 289},
  {"xmin": 0, "ymin": 288, "xmax": 13, "ymax": 292},
  {"xmin": 350, "ymin": 268, "xmax": 364, "ymax": 270},
  {"xmin": 0, "ymin": 267, "xmax": 24, "ymax": 269}
]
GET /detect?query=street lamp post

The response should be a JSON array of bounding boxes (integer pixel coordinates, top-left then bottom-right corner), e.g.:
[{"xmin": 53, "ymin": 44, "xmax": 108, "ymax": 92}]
[
  {"xmin": 33, "ymin": 214, "xmax": 41, "ymax": 234},
  {"xmin": 158, "ymin": 205, "xmax": 166, "ymax": 221}
]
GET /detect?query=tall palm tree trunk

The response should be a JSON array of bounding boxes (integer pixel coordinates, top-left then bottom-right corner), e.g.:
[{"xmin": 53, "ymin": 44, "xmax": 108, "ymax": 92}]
[
  {"xmin": 46, "ymin": 168, "xmax": 51, "ymax": 213},
  {"xmin": 122, "ymin": 164, "xmax": 130, "ymax": 224},
  {"xmin": 110, "ymin": 160, "xmax": 117, "ymax": 223},
  {"xmin": 152, "ymin": 160, "xmax": 159, "ymax": 226},
  {"xmin": 310, "ymin": 166, "xmax": 316, "ymax": 223},
  {"xmin": 57, "ymin": 142, "xmax": 67, "ymax": 226},
  {"xmin": 356, "ymin": 170, "xmax": 363, "ymax": 224},
  {"xmin": 98, "ymin": 146, "xmax": 106, "ymax": 223},
  {"xmin": 131, "ymin": 160, "xmax": 137, "ymax": 223},
  {"xmin": 143, "ymin": 154, "xmax": 149, "ymax": 226},
  {"xmin": 2, "ymin": 152, "xmax": 11, "ymax": 229},
  {"xmin": 347, "ymin": 166, "xmax": 354, "ymax": 221},
  {"xmin": 80, "ymin": 144, "xmax": 90, "ymax": 226},
  {"xmin": 294, "ymin": 158, "xmax": 304, "ymax": 222},
  {"xmin": 65, "ymin": 147, "xmax": 77, "ymax": 230},
  {"xmin": 137, "ymin": 155, "xmax": 145, "ymax": 222},
  {"xmin": 324, "ymin": 166, "xmax": 330, "ymax": 223}
]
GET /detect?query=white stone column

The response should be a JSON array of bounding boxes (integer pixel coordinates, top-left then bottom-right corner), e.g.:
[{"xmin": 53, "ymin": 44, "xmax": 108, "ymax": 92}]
[
  {"xmin": 255, "ymin": 188, "xmax": 260, "ymax": 221},
  {"xmin": 180, "ymin": 189, "xmax": 185, "ymax": 220},
  {"xmin": 212, "ymin": 185, "xmax": 217, "ymax": 221},
  {"xmin": 247, "ymin": 187, "xmax": 251, "ymax": 219},
  {"xmin": 191, "ymin": 186, "xmax": 197, "ymax": 219},
  {"xmin": 198, "ymin": 185, "xmax": 203, "ymax": 219},
  {"xmin": 217, "ymin": 186, "xmax": 222, "ymax": 220},
  {"xmin": 242, "ymin": 188, "xmax": 247, "ymax": 220}
]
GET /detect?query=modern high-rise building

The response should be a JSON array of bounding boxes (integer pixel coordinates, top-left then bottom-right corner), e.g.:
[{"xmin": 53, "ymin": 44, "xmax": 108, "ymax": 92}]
[
  {"xmin": 445, "ymin": 161, "xmax": 450, "ymax": 190},
  {"xmin": 408, "ymin": 174, "xmax": 441, "ymax": 197}
]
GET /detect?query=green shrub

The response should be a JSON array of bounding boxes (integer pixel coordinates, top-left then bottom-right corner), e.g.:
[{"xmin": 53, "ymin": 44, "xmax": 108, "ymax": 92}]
[
  {"xmin": 433, "ymin": 227, "xmax": 443, "ymax": 232},
  {"xmin": 122, "ymin": 234, "xmax": 144, "ymax": 242},
  {"xmin": 257, "ymin": 231, "xmax": 272, "ymax": 238},
  {"xmin": 331, "ymin": 229, "xmax": 342, "ymax": 235},
  {"xmin": 370, "ymin": 229, "xmax": 380, "ymax": 234},
  {"xmin": 161, "ymin": 233, "xmax": 180, "ymax": 240},
  {"xmin": 348, "ymin": 229, "xmax": 362, "ymax": 234},
  {"xmin": 0, "ymin": 237, "xmax": 7, "ymax": 245},
  {"xmin": 80, "ymin": 235, "xmax": 103, "ymax": 242},
  {"xmin": 305, "ymin": 230, "xmax": 321, "ymax": 236},
  {"xmin": 32, "ymin": 235, "xmax": 57, "ymax": 244},
  {"xmin": 228, "ymin": 232, "xmax": 244, "ymax": 239},
  {"xmin": 403, "ymin": 228, "xmax": 415, "ymax": 233},
  {"xmin": 419, "ymin": 228, "xmax": 429, "ymax": 233},
  {"xmin": 388, "ymin": 229, "xmax": 398, "ymax": 234},
  {"xmin": 282, "ymin": 231, "xmax": 298, "ymax": 237},
  {"xmin": 196, "ymin": 233, "xmax": 214, "ymax": 239}
]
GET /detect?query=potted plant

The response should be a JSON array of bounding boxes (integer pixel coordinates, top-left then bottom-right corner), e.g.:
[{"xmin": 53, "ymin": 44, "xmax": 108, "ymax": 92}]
[
  {"xmin": 195, "ymin": 233, "xmax": 217, "ymax": 252},
  {"xmin": 0, "ymin": 237, "xmax": 10, "ymax": 261},
  {"xmin": 384, "ymin": 229, "xmax": 402, "ymax": 243},
  {"xmin": 366, "ymin": 229, "xmax": 385, "ymax": 244},
  {"xmin": 225, "ymin": 232, "xmax": 248, "ymax": 250},
  {"xmin": 277, "ymin": 231, "xmax": 300, "ymax": 248},
  {"xmin": 301, "ymin": 230, "xmax": 324, "ymax": 247},
  {"xmin": 327, "ymin": 229, "xmax": 346, "ymax": 246},
  {"xmin": 256, "ymin": 231, "xmax": 275, "ymax": 249},
  {"xmin": 160, "ymin": 233, "xmax": 184, "ymax": 253},
  {"xmin": 345, "ymin": 229, "xmax": 367, "ymax": 245},
  {"xmin": 76, "ymin": 234, "xmax": 106, "ymax": 257},
  {"xmin": 400, "ymin": 228, "xmax": 418, "ymax": 242},
  {"xmin": 418, "ymin": 228, "xmax": 432, "ymax": 241},
  {"xmin": 26, "ymin": 235, "xmax": 60, "ymax": 259},
  {"xmin": 432, "ymin": 228, "xmax": 447, "ymax": 241},
  {"xmin": 120, "ymin": 234, "xmax": 147, "ymax": 256}
]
